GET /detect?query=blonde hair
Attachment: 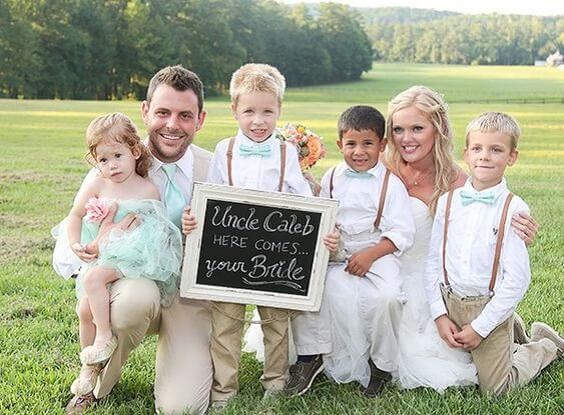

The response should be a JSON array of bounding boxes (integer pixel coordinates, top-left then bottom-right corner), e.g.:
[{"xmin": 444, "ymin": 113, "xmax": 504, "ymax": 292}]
[
  {"xmin": 385, "ymin": 85, "xmax": 458, "ymax": 214},
  {"xmin": 229, "ymin": 63, "xmax": 286, "ymax": 107},
  {"xmin": 86, "ymin": 112, "xmax": 152, "ymax": 177},
  {"xmin": 465, "ymin": 112, "xmax": 521, "ymax": 151}
]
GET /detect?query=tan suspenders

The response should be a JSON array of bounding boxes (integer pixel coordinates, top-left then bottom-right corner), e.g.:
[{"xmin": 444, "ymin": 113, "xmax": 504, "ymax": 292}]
[
  {"xmin": 329, "ymin": 166, "xmax": 392, "ymax": 230},
  {"xmin": 442, "ymin": 190, "xmax": 514, "ymax": 295},
  {"xmin": 226, "ymin": 137, "xmax": 287, "ymax": 192}
]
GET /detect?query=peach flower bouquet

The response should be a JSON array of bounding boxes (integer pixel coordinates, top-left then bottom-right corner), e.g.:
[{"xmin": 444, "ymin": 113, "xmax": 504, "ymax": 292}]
[{"xmin": 279, "ymin": 123, "xmax": 326, "ymax": 172}]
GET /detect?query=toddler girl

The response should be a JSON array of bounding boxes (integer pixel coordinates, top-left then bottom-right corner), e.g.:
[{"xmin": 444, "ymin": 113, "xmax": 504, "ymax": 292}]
[{"xmin": 55, "ymin": 113, "xmax": 182, "ymax": 396}]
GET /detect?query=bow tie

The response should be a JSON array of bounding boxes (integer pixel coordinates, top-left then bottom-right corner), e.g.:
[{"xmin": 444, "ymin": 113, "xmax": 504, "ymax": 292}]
[
  {"xmin": 239, "ymin": 143, "xmax": 271, "ymax": 157},
  {"xmin": 460, "ymin": 190, "xmax": 495, "ymax": 206},
  {"xmin": 344, "ymin": 169, "xmax": 372, "ymax": 179}
]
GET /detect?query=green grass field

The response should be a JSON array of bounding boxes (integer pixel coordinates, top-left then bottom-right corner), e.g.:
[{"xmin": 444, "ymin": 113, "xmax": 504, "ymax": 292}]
[{"xmin": 0, "ymin": 63, "xmax": 563, "ymax": 414}]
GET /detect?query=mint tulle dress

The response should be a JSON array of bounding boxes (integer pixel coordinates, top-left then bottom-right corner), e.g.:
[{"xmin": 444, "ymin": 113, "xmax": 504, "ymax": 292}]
[{"xmin": 55, "ymin": 198, "xmax": 182, "ymax": 307}]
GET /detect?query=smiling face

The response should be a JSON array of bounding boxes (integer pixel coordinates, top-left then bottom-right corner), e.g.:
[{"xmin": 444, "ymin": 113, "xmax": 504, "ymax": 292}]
[
  {"xmin": 95, "ymin": 141, "xmax": 139, "ymax": 183},
  {"xmin": 337, "ymin": 129, "xmax": 385, "ymax": 172},
  {"xmin": 232, "ymin": 91, "xmax": 280, "ymax": 142},
  {"xmin": 390, "ymin": 105, "xmax": 437, "ymax": 166},
  {"xmin": 142, "ymin": 84, "xmax": 206, "ymax": 163},
  {"xmin": 464, "ymin": 131, "xmax": 518, "ymax": 191}
]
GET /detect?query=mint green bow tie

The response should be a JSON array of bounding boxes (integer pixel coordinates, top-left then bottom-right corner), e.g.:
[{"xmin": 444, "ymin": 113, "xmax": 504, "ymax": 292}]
[
  {"xmin": 239, "ymin": 143, "xmax": 271, "ymax": 157},
  {"xmin": 460, "ymin": 190, "xmax": 495, "ymax": 206},
  {"xmin": 161, "ymin": 164, "xmax": 186, "ymax": 229},
  {"xmin": 344, "ymin": 169, "xmax": 372, "ymax": 179}
]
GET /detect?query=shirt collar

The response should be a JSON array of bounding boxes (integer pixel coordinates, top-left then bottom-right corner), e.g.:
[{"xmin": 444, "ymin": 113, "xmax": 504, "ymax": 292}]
[
  {"xmin": 146, "ymin": 138, "xmax": 194, "ymax": 178},
  {"xmin": 463, "ymin": 177, "xmax": 508, "ymax": 199},
  {"xmin": 335, "ymin": 160, "xmax": 383, "ymax": 178}
]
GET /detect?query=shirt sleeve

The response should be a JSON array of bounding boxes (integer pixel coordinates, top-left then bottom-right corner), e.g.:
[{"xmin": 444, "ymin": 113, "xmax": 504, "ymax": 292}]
[
  {"xmin": 425, "ymin": 194, "xmax": 449, "ymax": 320},
  {"xmin": 471, "ymin": 200, "xmax": 531, "ymax": 337},
  {"xmin": 379, "ymin": 176, "xmax": 415, "ymax": 254},
  {"xmin": 319, "ymin": 168, "xmax": 333, "ymax": 199},
  {"xmin": 206, "ymin": 140, "xmax": 227, "ymax": 185},
  {"xmin": 284, "ymin": 143, "xmax": 313, "ymax": 196}
]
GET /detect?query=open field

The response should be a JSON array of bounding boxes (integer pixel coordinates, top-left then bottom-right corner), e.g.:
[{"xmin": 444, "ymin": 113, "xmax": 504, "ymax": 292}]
[{"xmin": 0, "ymin": 63, "xmax": 563, "ymax": 414}]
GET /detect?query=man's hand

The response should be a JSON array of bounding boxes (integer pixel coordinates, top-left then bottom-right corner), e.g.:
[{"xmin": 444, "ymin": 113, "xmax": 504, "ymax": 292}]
[
  {"xmin": 83, "ymin": 203, "xmax": 139, "ymax": 257},
  {"xmin": 453, "ymin": 324, "xmax": 483, "ymax": 351},
  {"xmin": 345, "ymin": 247, "xmax": 376, "ymax": 277},
  {"xmin": 182, "ymin": 206, "xmax": 197, "ymax": 235},
  {"xmin": 435, "ymin": 315, "xmax": 464, "ymax": 348}
]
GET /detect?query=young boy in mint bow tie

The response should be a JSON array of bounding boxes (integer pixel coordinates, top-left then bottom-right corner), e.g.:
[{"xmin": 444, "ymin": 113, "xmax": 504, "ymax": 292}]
[
  {"xmin": 202, "ymin": 63, "xmax": 338, "ymax": 410},
  {"xmin": 287, "ymin": 105, "xmax": 415, "ymax": 397},
  {"xmin": 425, "ymin": 112, "xmax": 562, "ymax": 395}
]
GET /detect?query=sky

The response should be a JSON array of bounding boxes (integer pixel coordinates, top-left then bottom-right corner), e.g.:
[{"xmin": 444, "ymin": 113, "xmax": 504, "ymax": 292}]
[{"xmin": 278, "ymin": 0, "xmax": 564, "ymax": 16}]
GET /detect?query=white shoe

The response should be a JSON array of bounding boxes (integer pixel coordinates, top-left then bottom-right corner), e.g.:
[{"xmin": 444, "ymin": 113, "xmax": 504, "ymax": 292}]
[
  {"xmin": 531, "ymin": 322, "xmax": 563, "ymax": 357},
  {"xmin": 80, "ymin": 335, "xmax": 118, "ymax": 365},
  {"xmin": 70, "ymin": 363, "xmax": 103, "ymax": 396}
]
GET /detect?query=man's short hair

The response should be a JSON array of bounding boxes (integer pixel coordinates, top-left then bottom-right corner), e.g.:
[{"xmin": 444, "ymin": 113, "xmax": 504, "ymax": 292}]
[{"xmin": 146, "ymin": 65, "xmax": 204, "ymax": 114}]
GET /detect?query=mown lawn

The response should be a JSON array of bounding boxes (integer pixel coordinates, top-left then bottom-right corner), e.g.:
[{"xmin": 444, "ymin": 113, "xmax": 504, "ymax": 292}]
[{"xmin": 0, "ymin": 63, "xmax": 562, "ymax": 414}]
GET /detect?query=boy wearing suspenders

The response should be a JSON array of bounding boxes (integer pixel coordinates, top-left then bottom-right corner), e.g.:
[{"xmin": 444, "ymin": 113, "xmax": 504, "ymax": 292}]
[
  {"xmin": 425, "ymin": 112, "xmax": 562, "ymax": 395},
  {"xmin": 287, "ymin": 106, "xmax": 415, "ymax": 397},
  {"xmin": 204, "ymin": 64, "xmax": 314, "ymax": 409}
]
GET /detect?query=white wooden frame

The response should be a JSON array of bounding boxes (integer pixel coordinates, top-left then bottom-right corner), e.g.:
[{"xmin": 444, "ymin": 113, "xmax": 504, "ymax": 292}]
[{"xmin": 180, "ymin": 182, "xmax": 338, "ymax": 311}]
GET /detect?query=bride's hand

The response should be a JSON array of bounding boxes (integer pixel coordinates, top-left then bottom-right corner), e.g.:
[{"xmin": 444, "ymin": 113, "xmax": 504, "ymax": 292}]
[{"xmin": 511, "ymin": 211, "xmax": 538, "ymax": 247}]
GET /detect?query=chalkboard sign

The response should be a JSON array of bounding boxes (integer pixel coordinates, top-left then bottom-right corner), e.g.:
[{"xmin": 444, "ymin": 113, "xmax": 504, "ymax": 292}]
[{"xmin": 180, "ymin": 182, "xmax": 338, "ymax": 311}]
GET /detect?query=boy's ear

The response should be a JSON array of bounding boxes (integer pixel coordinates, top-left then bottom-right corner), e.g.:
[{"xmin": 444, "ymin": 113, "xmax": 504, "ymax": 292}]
[
  {"xmin": 231, "ymin": 103, "xmax": 237, "ymax": 119},
  {"xmin": 336, "ymin": 139, "xmax": 343, "ymax": 151},
  {"xmin": 507, "ymin": 149, "xmax": 519, "ymax": 166},
  {"xmin": 379, "ymin": 138, "xmax": 388, "ymax": 153},
  {"xmin": 132, "ymin": 147, "xmax": 141, "ymax": 160}
]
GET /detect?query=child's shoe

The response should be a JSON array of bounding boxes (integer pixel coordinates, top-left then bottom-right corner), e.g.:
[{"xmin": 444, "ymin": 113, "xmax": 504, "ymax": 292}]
[
  {"xmin": 284, "ymin": 354, "xmax": 324, "ymax": 396},
  {"xmin": 362, "ymin": 359, "xmax": 391, "ymax": 397},
  {"xmin": 513, "ymin": 313, "xmax": 530, "ymax": 344},
  {"xmin": 531, "ymin": 322, "xmax": 563, "ymax": 357},
  {"xmin": 80, "ymin": 335, "xmax": 118, "ymax": 365},
  {"xmin": 70, "ymin": 363, "xmax": 103, "ymax": 396}
]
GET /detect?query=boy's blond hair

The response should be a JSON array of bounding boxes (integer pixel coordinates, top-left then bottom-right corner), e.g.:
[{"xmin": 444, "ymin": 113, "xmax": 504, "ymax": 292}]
[
  {"xmin": 229, "ymin": 63, "xmax": 286, "ymax": 106},
  {"xmin": 465, "ymin": 112, "xmax": 521, "ymax": 151}
]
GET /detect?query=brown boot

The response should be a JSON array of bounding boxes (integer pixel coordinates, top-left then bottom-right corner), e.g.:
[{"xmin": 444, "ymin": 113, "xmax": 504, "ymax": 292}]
[
  {"xmin": 65, "ymin": 392, "xmax": 97, "ymax": 414},
  {"xmin": 363, "ymin": 359, "xmax": 391, "ymax": 398}
]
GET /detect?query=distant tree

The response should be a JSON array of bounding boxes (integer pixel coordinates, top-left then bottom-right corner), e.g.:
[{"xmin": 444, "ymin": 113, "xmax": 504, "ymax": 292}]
[{"xmin": 317, "ymin": 3, "xmax": 372, "ymax": 82}]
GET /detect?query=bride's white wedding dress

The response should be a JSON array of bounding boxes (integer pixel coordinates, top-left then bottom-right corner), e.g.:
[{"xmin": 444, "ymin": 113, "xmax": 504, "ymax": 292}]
[
  {"xmin": 394, "ymin": 197, "xmax": 477, "ymax": 392},
  {"xmin": 243, "ymin": 197, "xmax": 478, "ymax": 392}
]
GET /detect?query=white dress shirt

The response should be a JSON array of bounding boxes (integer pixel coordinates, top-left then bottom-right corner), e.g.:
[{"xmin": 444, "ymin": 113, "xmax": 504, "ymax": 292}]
[
  {"xmin": 425, "ymin": 178, "xmax": 531, "ymax": 338},
  {"xmin": 320, "ymin": 161, "xmax": 415, "ymax": 255},
  {"xmin": 207, "ymin": 129, "xmax": 312, "ymax": 196}
]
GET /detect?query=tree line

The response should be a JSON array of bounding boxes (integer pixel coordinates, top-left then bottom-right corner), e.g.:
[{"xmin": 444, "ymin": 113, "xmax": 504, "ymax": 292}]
[
  {"xmin": 360, "ymin": 8, "xmax": 564, "ymax": 65},
  {"xmin": 0, "ymin": 0, "xmax": 372, "ymax": 99}
]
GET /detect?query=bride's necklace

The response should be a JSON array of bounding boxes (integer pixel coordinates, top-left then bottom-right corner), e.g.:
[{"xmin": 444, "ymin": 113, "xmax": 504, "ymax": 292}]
[{"xmin": 401, "ymin": 165, "xmax": 434, "ymax": 187}]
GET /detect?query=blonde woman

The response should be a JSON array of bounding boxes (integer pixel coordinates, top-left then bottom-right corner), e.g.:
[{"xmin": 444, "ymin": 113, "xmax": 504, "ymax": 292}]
[{"xmin": 386, "ymin": 86, "xmax": 538, "ymax": 392}]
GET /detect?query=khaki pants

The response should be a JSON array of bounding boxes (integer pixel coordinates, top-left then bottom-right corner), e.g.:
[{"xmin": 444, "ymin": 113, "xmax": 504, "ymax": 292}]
[
  {"xmin": 441, "ymin": 285, "xmax": 558, "ymax": 395},
  {"xmin": 90, "ymin": 278, "xmax": 213, "ymax": 415},
  {"xmin": 210, "ymin": 302, "xmax": 289, "ymax": 402}
]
